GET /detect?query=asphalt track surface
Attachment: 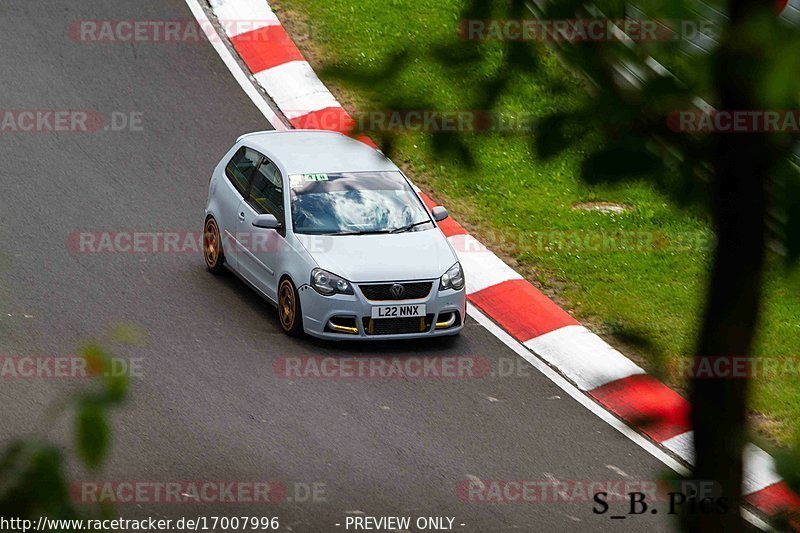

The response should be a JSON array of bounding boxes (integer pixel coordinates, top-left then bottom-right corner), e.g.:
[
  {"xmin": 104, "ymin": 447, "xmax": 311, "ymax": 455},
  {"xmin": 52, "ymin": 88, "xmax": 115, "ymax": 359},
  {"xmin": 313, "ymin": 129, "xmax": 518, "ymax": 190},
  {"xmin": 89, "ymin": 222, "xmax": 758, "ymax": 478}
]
[{"xmin": 0, "ymin": 1, "xmax": 713, "ymax": 531}]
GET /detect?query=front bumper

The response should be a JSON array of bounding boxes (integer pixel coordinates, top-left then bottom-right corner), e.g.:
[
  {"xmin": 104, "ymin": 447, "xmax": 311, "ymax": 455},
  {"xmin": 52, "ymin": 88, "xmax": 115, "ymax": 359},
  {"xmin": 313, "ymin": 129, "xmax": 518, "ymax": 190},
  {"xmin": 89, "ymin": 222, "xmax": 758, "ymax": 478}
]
[{"xmin": 297, "ymin": 280, "xmax": 466, "ymax": 341}]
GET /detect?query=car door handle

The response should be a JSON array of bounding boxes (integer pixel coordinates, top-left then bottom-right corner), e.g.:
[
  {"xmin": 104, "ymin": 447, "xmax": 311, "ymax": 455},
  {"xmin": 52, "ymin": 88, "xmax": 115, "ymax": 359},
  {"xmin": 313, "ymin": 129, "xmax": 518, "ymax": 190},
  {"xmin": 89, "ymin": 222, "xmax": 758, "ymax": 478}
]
[{"xmin": 238, "ymin": 212, "xmax": 245, "ymax": 221}]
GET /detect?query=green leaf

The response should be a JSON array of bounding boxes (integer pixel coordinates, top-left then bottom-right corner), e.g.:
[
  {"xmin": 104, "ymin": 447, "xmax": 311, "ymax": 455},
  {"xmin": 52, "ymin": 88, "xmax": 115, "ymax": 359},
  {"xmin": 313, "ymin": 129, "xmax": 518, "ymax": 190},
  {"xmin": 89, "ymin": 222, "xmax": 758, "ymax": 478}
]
[
  {"xmin": 106, "ymin": 322, "xmax": 145, "ymax": 345},
  {"xmin": 76, "ymin": 401, "xmax": 109, "ymax": 469},
  {"xmin": 82, "ymin": 343, "xmax": 106, "ymax": 377},
  {"xmin": 0, "ymin": 443, "xmax": 73, "ymax": 517},
  {"xmin": 774, "ymin": 449, "xmax": 800, "ymax": 496},
  {"xmin": 534, "ymin": 114, "xmax": 569, "ymax": 160},
  {"xmin": 430, "ymin": 132, "xmax": 475, "ymax": 168},
  {"xmin": 474, "ymin": 72, "xmax": 511, "ymax": 111},
  {"xmin": 104, "ymin": 371, "xmax": 129, "ymax": 404},
  {"xmin": 783, "ymin": 164, "xmax": 800, "ymax": 265},
  {"xmin": 460, "ymin": 0, "xmax": 496, "ymax": 21},
  {"xmin": 581, "ymin": 140, "xmax": 663, "ymax": 183},
  {"xmin": 430, "ymin": 42, "xmax": 482, "ymax": 66},
  {"xmin": 321, "ymin": 50, "xmax": 409, "ymax": 87}
]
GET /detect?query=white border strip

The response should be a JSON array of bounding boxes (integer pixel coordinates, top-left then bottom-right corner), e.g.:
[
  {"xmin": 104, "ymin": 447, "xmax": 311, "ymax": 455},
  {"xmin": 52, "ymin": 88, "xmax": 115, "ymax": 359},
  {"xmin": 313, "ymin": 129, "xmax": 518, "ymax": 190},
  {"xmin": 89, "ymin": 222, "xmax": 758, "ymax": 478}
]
[
  {"xmin": 448, "ymin": 235, "xmax": 523, "ymax": 295},
  {"xmin": 253, "ymin": 61, "xmax": 341, "ymax": 118},
  {"xmin": 184, "ymin": 0, "xmax": 287, "ymax": 131},
  {"xmin": 662, "ymin": 431, "xmax": 695, "ymax": 463},
  {"xmin": 467, "ymin": 304, "xmax": 770, "ymax": 530},
  {"xmin": 524, "ymin": 325, "xmax": 645, "ymax": 390},
  {"xmin": 662, "ymin": 432, "xmax": 783, "ymax": 497},
  {"xmin": 209, "ymin": 0, "xmax": 281, "ymax": 37},
  {"xmin": 744, "ymin": 445, "xmax": 784, "ymax": 496}
]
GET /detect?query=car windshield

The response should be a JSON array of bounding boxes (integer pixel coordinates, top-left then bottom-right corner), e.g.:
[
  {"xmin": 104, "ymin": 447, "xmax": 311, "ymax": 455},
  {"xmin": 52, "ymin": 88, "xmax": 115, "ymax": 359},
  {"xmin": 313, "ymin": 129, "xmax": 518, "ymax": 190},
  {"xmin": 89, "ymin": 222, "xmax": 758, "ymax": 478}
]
[{"xmin": 289, "ymin": 171, "xmax": 433, "ymax": 235}]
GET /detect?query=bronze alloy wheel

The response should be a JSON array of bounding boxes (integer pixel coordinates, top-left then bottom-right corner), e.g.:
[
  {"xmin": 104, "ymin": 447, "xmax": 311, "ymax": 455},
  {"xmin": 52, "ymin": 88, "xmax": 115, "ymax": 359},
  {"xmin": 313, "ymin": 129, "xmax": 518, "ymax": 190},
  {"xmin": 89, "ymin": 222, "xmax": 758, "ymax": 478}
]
[
  {"xmin": 203, "ymin": 217, "xmax": 225, "ymax": 274},
  {"xmin": 278, "ymin": 279, "xmax": 304, "ymax": 337}
]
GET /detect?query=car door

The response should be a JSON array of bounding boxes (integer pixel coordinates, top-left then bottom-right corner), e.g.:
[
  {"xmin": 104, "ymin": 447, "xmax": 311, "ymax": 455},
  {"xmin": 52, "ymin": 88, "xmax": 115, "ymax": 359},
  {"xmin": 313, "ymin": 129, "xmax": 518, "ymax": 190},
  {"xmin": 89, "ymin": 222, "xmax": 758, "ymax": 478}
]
[
  {"xmin": 218, "ymin": 146, "xmax": 262, "ymax": 272},
  {"xmin": 236, "ymin": 157, "xmax": 286, "ymax": 302}
]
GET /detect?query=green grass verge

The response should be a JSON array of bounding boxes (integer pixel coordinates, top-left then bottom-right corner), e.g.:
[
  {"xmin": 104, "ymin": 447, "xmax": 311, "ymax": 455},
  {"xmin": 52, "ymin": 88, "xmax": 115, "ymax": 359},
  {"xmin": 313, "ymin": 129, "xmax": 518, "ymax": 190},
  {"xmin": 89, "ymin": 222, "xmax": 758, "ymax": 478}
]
[{"xmin": 273, "ymin": 0, "xmax": 800, "ymax": 447}]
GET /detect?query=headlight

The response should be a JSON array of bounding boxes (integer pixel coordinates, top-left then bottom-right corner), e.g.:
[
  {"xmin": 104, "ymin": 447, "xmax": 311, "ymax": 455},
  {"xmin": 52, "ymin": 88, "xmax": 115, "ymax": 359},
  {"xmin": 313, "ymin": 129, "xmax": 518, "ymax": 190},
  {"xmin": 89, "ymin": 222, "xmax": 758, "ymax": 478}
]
[
  {"xmin": 311, "ymin": 268, "xmax": 354, "ymax": 296},
  {"xmin": 439, "ymin": 262, "xmax": 465, "ymax": 291}
]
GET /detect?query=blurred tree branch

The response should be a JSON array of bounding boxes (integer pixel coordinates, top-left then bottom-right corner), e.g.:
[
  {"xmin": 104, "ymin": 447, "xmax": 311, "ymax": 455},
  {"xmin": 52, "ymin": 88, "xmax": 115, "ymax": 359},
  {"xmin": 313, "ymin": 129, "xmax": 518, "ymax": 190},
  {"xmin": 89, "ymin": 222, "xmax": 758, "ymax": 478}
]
[{"xmin": 0, "ymin": 329, "xmax": 139, "ymax": 523}]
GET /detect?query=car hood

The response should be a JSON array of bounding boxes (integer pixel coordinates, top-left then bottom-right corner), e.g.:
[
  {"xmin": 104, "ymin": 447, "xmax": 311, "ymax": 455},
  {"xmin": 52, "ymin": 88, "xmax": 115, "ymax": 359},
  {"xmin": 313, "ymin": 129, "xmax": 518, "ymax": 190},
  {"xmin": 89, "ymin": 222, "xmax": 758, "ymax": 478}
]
[{"xmin": 295, "ymin": 229, "xmax": 457, "ymax": 283}]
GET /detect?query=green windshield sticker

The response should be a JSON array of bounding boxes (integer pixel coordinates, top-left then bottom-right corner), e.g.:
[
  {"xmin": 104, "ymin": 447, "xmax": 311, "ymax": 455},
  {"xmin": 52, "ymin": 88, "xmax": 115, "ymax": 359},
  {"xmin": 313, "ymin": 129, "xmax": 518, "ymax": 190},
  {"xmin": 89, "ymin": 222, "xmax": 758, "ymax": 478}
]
[{"xmin": 290, "ymin": 173, "xmax": 329, "ymax": 187}]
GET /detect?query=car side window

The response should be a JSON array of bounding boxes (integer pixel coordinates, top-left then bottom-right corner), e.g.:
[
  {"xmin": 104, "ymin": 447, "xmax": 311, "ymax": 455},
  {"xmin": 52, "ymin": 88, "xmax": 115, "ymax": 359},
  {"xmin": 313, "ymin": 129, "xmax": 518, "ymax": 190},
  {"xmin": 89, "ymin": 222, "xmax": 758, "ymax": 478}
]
[
  {"xmin": 248, "ymin": 159, "xmax": 285, "ymax": 223},
  {"xmin": 225, "ymin": 147, "xmax": 260, "ymax": 197}
]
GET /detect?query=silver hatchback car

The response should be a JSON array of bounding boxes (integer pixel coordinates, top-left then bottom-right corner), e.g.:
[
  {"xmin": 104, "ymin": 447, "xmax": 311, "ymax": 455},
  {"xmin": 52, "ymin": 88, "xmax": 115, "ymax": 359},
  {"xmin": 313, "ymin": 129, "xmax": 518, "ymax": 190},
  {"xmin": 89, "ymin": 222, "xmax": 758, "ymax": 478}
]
[{"xmin": 203, "ymin": 130, "xmax": 466, "ymax": 340}]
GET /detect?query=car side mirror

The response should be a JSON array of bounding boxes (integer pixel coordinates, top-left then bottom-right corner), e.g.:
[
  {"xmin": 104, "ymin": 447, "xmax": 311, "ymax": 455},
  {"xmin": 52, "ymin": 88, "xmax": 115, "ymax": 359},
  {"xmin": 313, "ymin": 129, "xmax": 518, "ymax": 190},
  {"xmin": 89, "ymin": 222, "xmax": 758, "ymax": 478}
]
[
  {"xmin": 252, "ymin": 213, "xmax": 281, "ymax": 229},
  {"xmin": 432, "ymin": 206, "xmax": 449, "ymax": 222}
]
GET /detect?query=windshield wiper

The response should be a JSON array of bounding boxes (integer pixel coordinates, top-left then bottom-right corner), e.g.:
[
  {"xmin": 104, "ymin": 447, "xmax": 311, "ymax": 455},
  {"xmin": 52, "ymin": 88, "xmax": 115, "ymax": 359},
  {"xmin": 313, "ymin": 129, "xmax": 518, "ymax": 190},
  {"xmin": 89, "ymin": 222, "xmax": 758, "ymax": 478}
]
[
  {"xmin": 326, "ymin": 229, "xmax": 392, "ymax": 236},
  {"xmin": 390, "ymin": 220, "xmax": 431, "ymax": 234}
]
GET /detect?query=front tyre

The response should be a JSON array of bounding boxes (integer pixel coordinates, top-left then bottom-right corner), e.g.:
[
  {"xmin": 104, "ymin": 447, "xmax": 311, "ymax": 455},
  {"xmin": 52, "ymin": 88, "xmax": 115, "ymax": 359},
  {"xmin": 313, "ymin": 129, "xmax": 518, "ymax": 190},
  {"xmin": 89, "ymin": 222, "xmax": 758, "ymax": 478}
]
[
  {"xmin": 203, "ymin": 216, "xmax": 226, "ymax": 274},
  {"xmin": 278, "ymin": 278, "xmax": 304, "ymax": 337}
]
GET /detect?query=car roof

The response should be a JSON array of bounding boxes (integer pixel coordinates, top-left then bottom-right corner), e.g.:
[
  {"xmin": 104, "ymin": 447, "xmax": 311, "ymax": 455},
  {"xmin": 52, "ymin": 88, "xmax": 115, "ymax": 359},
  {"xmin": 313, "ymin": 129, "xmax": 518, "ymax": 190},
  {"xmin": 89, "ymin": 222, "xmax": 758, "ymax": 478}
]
[{"xmin": 238, "ymin": 130, "xmax": 400, "ymax": 175}]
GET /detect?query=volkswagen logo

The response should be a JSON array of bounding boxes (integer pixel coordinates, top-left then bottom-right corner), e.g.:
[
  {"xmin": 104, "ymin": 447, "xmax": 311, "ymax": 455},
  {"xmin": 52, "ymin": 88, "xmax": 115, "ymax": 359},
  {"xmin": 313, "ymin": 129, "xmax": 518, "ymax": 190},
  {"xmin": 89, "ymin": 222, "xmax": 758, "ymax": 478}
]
[{"xmin": 389, "ymin": 283, "xmax": 405, "ymax": 299}]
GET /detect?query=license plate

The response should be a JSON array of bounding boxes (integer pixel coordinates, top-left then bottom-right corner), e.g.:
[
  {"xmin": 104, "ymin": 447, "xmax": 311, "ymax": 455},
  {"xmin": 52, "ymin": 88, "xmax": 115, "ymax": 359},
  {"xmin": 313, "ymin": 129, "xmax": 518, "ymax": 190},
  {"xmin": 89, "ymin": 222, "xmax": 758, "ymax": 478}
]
[{"xmin": 371, "ymin": 304, "xmax": 426, "ymax": 319}]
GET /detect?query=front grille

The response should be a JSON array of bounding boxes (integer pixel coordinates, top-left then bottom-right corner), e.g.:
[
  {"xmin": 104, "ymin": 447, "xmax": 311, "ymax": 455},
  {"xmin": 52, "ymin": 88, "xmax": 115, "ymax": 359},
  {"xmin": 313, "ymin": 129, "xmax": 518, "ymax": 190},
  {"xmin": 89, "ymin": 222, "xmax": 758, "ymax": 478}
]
[
  {"xmin": 362, "ymin": 314, "xmax": 434, "ymax": 335},
  {"xmin": 359, "ymin": 282, "xmax": 433, "ymax": 301}
]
